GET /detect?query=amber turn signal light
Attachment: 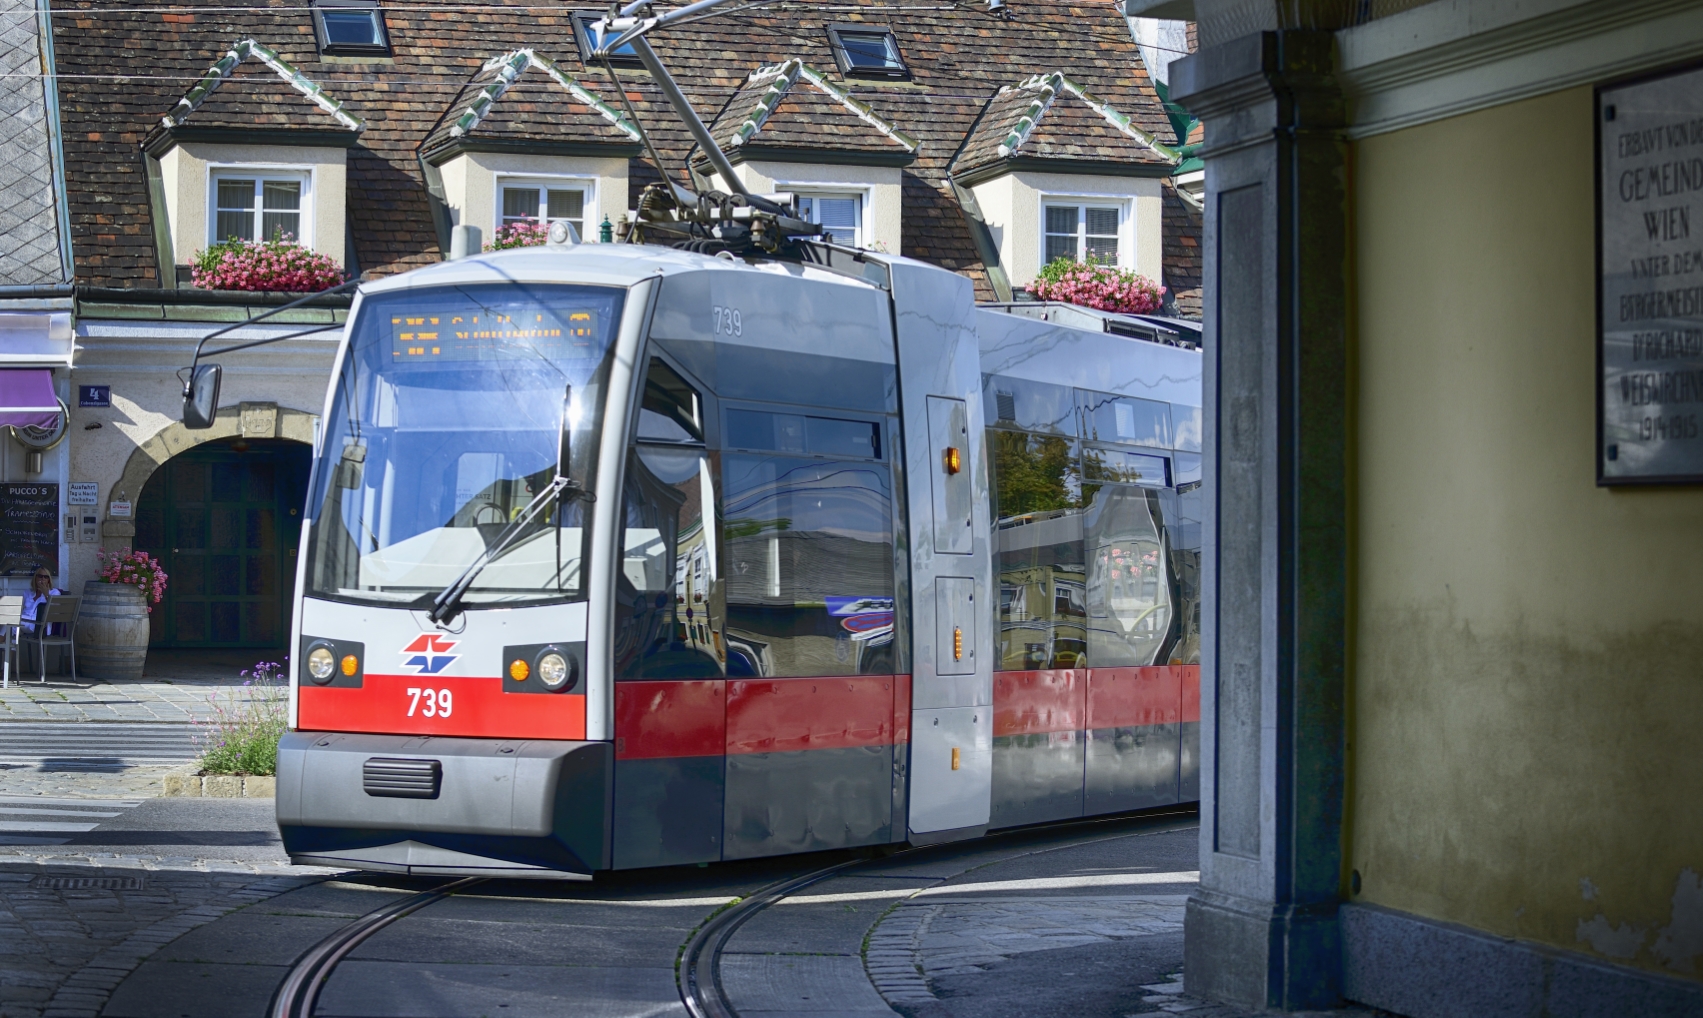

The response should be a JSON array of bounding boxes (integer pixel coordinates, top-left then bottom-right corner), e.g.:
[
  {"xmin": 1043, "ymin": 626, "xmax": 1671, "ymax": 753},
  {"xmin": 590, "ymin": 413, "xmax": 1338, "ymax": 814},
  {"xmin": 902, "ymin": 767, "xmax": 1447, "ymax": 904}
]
[
  {"xmin": 510, "ymin": 659, "xmax": 530, "ymax": 681},
  {"xmin": 953, "ymin": 626, "xmax": 963, "ymax": 661},
  {"xmin": 339, "ymin": 654, "xmax": 359, "ymax": 677},
  {"xmin": 951, "ymin": 747, "xmax": 961, "ymax": 771},
  {"xmin": 943, "ymin": 446, "xmax": 961, "ymax": 474}
]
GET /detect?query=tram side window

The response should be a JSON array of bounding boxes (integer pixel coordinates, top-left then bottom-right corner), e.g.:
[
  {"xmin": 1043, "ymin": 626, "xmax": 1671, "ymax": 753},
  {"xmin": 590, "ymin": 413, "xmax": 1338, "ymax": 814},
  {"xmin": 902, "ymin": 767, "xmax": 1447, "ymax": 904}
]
[
  {"xmin": 1163, "ymin": 483, "xmax": 1202, "ymax": 666},
  {"xmin": 987, "ymin": 374, "xmax": 1181, "ymax": 671},
  {"xmin": 721, "ymin": 407, "xmax": 895, "ymax": 678},
  {"xmin": 614, "ymin": 360, "xmax": 723, "ymax": 680}
]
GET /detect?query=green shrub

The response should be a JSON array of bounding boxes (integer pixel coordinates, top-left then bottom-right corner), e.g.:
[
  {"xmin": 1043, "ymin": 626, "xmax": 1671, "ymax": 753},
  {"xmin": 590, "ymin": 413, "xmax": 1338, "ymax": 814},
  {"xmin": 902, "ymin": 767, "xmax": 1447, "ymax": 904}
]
[{"xmin": 194, "ymin": 660, "xmax": 287, "ymax": 776}]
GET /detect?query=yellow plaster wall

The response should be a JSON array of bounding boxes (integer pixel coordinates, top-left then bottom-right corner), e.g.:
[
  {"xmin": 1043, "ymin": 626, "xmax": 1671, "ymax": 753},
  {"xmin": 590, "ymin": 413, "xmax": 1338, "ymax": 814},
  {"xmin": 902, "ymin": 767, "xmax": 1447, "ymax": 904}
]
[{"xmin": 1352, "ymin": 85, "xmax": 1703, "ymax": 980}]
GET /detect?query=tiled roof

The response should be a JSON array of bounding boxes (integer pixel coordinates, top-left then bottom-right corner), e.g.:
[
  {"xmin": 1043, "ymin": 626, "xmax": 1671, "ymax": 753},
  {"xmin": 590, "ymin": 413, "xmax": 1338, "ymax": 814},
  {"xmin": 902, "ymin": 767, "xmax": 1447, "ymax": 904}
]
[
  {"xmin": 421, "ymin": 48, "xmax": 639, "ymax": 158},
  {"xmin": 708, "ymin": 59, "xmax": 918, "ymax": 157},
  {"xmin": 161, "ymin": 38, "xmax": 362, "ymax": 132},
  {"xmin": 1162, "ymin": 179, "xmax": 1201, "ymax": 318},
  {"xmin": 49, "ymin": 1, "xmax": 1183, "ymax": 302},
  {"xmin": 951, "ymin": 71, "xmax": 1178, "ymax": 182}
]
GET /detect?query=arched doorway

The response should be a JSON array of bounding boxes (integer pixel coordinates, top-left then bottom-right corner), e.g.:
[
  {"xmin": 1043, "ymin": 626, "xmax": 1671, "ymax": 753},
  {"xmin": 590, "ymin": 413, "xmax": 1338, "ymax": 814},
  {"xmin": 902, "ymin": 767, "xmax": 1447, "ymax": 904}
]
[{"xmin": 133, "ymin": 438, "xmax": 312, "ymax": 649}]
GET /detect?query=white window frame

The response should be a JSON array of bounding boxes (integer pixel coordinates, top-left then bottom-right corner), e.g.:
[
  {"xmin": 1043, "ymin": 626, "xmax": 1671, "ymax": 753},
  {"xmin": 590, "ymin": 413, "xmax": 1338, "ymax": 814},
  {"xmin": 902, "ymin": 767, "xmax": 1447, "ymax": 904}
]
[
  {"xmin": 786, "ymin": 187, "xmax": 869, "ymax": 249},
  {"xmin": 207, "ymin": 166, "xmax": 314, "ymax": 247},
  {"xmin": 494, "ymin": 173, "xmax": 596, "ymax": 240},
  {"xmin": 1038, "ymin": 194, "xmax": 1132, "ymax": 268}
]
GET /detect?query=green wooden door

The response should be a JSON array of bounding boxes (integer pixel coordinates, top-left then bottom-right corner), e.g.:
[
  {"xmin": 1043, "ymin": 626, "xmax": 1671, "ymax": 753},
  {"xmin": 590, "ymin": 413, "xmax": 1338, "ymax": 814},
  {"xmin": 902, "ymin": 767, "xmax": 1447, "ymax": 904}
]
[{"xmin": 135, "ymin": 440, "xmax": 312, "ymax": 649}]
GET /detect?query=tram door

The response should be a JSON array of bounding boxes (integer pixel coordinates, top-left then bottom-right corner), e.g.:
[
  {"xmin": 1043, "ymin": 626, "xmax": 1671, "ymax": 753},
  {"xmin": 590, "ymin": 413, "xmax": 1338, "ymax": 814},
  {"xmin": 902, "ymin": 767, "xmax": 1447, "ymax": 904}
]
[{"xmin": 611, "ymin": 328, "xmax": 908, "ymax": 867}]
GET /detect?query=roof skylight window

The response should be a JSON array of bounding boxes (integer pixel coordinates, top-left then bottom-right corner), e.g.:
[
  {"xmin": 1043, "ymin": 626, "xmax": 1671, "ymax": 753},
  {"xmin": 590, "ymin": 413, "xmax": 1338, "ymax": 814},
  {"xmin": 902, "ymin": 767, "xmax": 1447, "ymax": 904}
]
[
  {"xmin": 312, "ymin": 0, "xmax": 390, "ymax": 56},
  {"xmin": 826, "ymin": 25, "xmax": 909, "ymax": 81},
  {"xmin": 573, "ymin": 12, "xmax": 645, "ymax": 69}
]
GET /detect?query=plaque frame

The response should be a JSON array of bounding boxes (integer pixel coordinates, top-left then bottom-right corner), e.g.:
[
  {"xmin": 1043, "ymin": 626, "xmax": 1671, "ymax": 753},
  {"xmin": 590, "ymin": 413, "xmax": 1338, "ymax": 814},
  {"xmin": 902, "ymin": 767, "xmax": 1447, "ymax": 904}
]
[{"xmin": 1597, "ymin": 59, "xmax": 1703, "ymax": 486}]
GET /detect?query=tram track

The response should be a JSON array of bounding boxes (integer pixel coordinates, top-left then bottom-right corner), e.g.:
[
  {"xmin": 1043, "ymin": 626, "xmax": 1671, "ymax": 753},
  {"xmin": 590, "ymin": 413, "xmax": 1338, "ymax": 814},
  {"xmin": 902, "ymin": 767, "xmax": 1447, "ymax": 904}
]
[
  {"xmin": 678, "ymin": 807, "xmax": 1198, "ymax": 1018},
  {"xmin": 269, "ymin": 875, "xmax": 488, "ymax": 1018},
  {"xmin": 264, "ymin": 808, "xmax": 1194, "ymax": 1018}
]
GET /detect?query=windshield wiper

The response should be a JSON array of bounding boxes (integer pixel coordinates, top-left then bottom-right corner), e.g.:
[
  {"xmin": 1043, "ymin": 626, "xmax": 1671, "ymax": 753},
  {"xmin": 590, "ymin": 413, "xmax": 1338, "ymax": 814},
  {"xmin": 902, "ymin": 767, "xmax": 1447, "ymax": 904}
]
[{"xmin": 428, "ymin": 474, "xmax": 577, "ymax": 624}]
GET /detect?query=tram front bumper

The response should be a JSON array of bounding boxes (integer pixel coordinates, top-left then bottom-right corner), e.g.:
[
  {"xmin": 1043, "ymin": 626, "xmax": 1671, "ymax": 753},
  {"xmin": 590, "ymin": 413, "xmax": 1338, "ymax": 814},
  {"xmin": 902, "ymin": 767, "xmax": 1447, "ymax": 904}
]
[{"xmin": 275, "ymin": 730, "xmax": 610, "ymax": 878}]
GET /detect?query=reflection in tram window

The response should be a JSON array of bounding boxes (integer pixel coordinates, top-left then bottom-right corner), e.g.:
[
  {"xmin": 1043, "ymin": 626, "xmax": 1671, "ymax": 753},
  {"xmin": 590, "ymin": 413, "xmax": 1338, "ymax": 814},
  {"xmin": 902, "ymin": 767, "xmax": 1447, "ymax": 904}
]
[
  {"xmin": 721, "ymin": 443, "xmax": 894, "ymax": 678},
  {"xmin": 1077, "ymin": 389, "xmax": 1173, "ymax": 449},
  {"xmin": 1165, "ymin": 483, "xmax": 1202, "ymax": 665},
  {"xmin": 989, "ymin": 404, "xmax": 1185, "ymax": 669},
  {"xmin": 989, "ymin": 428, "xmax": 1087, "ymax": 670},
  {"xmin": 1083, "ymin": 484, "xmax": 1171, "ymax": 668},
  {"xmin": 614, "ymin": 358, "xmax": 722, "ymax": 680},
  {"xmin": 613, "ymin": 444, "xmax": 723, "ymax": 679}
]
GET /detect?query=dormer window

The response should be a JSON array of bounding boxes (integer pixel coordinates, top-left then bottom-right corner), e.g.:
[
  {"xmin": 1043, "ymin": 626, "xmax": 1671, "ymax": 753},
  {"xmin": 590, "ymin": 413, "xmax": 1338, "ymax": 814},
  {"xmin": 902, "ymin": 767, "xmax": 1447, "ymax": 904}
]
[
  {"xmin": 211, "ymin": 170, "xmax": 312, "ymax": 245},
  {"xmin": 826, "ymin": 25, "xmax": 909, "ymax": 81},
  {"xmin": 573, "ymin": 13, "xmax": 644, "ymax": 68},
  {"xmin": 313, "ymin": 0, "xmax": 390, "ymax": 56}
]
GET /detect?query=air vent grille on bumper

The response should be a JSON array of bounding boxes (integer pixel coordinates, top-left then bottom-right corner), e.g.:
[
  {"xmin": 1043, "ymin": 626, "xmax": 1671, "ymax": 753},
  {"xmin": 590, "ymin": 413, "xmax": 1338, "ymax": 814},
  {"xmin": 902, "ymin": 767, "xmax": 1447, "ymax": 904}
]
[{"xmin": 363, "ymin": 757, "xmax": 442, "ymax": 799}]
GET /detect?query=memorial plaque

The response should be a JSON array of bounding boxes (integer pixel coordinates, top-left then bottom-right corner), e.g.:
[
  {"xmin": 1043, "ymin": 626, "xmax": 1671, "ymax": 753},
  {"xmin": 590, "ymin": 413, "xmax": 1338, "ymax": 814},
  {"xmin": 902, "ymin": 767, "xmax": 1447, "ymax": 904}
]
[
  {"xmin": 1600, "ymin": 65, "xmax": 1703, "ymax": 483},
  {"xmin": 0, "ymin": 483, "xmax": 58, "ymax": 574}
]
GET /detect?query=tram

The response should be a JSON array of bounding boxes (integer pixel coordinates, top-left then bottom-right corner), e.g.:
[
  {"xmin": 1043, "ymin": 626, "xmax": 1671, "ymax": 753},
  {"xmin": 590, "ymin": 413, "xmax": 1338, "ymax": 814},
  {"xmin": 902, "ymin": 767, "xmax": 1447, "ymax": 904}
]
[{"xmin": 244, "ymin": 238, "xmax": 1200, "ymax": 877}]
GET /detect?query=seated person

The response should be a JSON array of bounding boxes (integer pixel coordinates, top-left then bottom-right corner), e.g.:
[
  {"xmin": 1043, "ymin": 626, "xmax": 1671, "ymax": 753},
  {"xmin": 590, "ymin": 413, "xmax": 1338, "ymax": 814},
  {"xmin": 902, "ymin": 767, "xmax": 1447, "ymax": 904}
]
[{"xmin": 22, "ymin": 567, "xmax": 61, "ymax": 633}]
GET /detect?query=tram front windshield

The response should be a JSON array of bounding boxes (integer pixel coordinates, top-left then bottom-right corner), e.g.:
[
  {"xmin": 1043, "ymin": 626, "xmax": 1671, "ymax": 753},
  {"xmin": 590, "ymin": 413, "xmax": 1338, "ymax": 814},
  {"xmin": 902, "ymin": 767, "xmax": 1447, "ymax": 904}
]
[{"xmin": 306, "ymin": 282, "xmax": 625, "ymax": 608}]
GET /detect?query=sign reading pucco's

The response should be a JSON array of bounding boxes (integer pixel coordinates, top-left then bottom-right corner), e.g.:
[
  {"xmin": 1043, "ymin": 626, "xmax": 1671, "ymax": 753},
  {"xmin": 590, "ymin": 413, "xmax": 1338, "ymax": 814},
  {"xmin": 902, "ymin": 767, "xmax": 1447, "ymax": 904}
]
[{"xmin": 1600, "ymin": 64, "xmax": 1703, "ymax": 484}]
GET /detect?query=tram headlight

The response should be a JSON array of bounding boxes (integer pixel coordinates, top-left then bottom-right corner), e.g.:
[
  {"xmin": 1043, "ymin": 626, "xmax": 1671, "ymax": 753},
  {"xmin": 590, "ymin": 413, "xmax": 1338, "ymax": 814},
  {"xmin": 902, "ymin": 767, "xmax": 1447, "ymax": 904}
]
[
  {"xmin": 307, "ymin": 646, "xmax": 336, "ymax": 684},
  {"xmin": 536, "ymin": 649, "xmax": 572, "ymax": 692}
]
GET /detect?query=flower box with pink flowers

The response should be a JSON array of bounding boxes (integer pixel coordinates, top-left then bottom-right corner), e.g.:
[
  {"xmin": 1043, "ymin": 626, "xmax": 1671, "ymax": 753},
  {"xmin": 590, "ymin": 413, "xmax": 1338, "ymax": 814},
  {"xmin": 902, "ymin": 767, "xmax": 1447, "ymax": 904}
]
[{"xmin": 190, "ymin": 236, "xmax": 346, "ymax": 293}]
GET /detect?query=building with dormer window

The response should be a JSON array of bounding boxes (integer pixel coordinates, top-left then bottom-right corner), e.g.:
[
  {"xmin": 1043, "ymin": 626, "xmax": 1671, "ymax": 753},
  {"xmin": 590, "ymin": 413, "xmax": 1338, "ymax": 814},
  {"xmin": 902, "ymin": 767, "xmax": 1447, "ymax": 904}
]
[{"xmin": 0, "ymin": 0, "xmax": 1201, "ymax": 649}]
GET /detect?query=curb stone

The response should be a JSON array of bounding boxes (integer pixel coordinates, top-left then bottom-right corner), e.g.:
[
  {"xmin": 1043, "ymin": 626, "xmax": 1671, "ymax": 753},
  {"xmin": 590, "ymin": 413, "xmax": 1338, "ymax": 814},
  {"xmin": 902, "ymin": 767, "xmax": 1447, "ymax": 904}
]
[
  {"xmin": 864, "ymin": 902, "xmax": 940, "ymax": 1005},
  {"xmin": 161, "ymin": 767, "xmax": 275, "ymax": 798}
]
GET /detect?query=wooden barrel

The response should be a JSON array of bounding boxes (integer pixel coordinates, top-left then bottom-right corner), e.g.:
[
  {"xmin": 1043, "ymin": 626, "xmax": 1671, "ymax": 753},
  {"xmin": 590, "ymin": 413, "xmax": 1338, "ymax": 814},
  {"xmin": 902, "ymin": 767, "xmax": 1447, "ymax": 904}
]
[{"xmin": 75, "ymin": 580, "xmax": 151, "ymax": 682}]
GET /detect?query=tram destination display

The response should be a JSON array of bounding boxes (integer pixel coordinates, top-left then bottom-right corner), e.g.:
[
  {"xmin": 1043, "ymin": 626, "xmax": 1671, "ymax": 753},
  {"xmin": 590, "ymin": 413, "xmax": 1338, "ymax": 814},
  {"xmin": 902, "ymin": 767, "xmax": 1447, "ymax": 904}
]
[
  {"xmin": 389, "ymin": 301, "xmax": 602, "ymax": 362},
  {"xmin": 0, "ymin": 483, "xmax": 58, "ymax": 575},
  {"xmin": 1599, "ymin": 64, "xmax": 1703, "ymax": 483}
]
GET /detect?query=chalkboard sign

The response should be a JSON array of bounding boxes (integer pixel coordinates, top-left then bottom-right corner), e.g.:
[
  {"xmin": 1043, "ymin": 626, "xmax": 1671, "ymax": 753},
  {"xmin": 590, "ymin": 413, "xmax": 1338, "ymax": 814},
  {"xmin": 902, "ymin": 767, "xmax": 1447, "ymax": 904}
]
[{"xmin": 0, "ymin": 483, "xmax": 58, "ymax": 575}]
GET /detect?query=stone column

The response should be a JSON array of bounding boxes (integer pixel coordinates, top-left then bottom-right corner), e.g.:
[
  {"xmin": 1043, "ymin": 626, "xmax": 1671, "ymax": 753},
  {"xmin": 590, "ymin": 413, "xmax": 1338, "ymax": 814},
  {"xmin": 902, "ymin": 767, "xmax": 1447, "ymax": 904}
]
[{"xmin": 1169, "ymin": 30, "xmax": 1350, "ymax": 1010}]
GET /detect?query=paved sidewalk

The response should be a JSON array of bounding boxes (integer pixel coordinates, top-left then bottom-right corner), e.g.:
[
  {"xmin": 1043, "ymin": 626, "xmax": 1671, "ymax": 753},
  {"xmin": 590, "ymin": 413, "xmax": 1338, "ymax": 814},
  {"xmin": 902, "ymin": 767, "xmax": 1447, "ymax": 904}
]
[
  {"xmin": 0, "ymin": 649, "xmax": 273, "ymax": 723},
  {"xmin": 0, "ymin": 650, "xmax": 280, "ymax": 798}
]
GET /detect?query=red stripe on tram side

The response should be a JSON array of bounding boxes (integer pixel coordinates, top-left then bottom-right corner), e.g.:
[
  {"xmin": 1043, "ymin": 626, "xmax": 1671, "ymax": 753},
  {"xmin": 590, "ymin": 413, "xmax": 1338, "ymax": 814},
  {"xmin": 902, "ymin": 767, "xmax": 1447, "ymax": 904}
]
[
  {"xmin": 298, "ymin": 673, "xmax": 586, "ymax": 740},
  {"xmin": 614, "ymin": 680, "xmax": 726, "ymax": 760},
  {"xmin": 992, "ymin": 670, "xmax": 1087, "ymax": 736},
  {"xmin": 725, "ymin": 676, "xmax": 898, "ymax": 755},
  {"xmin": 892, "ymin": 674, "xmax": 912, "ymax": 745},
  {"xmin": 1084, "ymin": 666, "xmax": 1186, "ymax": 729},
  {"xmin": 1179, "ymin": 664, "xmax": 1201, "ymax": 723}
]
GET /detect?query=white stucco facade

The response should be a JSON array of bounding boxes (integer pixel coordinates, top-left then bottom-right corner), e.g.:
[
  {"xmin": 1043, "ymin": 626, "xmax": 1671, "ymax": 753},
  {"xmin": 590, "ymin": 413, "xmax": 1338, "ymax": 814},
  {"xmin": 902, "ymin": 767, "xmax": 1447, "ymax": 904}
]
[
  {"xmin": 710, "ymin": 160, "xmax": 904, "ymax": 254},
  {"xmin": 434, "ymin": 151, "xmax": 630, "ymax": 242},
  {"xmin": 968, "ymin": 170, "xmax": 1163, "ymax": 289},
  {"xmin": 64, "ymin": 321, "xmax": 339, "ymax": 591},
  {"xmin": 157, "ymin": 142, "xmax": 349, "ymax": 266}
]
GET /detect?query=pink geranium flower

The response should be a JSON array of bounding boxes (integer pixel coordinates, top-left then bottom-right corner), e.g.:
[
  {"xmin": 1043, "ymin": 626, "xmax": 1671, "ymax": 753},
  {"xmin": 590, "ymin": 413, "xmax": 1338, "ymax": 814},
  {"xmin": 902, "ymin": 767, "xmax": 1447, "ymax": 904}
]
[
  {"xmin": 191, "ymin": 234, "xmax": 345, "ymax": 293},
  {"xmin": 1027, "ymin": 257, "xmax": 1167, "ymax": 315},
  {"xmin": 95, "ymin": 548, "xmax": 168, "ymax": 612},
  {"xmin": 485, "ymin": 221, "xmax": 552, "ymax": 251}
]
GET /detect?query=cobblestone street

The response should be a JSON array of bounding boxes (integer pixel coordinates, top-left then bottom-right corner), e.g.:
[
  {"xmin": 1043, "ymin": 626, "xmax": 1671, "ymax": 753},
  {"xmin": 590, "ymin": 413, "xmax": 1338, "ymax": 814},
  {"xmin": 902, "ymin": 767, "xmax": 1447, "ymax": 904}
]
[{"xmin": 0, "ymin": 833, "xmax": 333, "ymax": 1018}]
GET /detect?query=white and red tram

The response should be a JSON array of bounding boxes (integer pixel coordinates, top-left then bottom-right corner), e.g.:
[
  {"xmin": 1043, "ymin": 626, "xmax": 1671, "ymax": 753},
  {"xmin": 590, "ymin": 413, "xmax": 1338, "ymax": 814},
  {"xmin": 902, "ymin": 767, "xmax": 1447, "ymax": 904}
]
[{"xmin": 267, "ymin": 241, "xmax": 1201, "ymax": 876}]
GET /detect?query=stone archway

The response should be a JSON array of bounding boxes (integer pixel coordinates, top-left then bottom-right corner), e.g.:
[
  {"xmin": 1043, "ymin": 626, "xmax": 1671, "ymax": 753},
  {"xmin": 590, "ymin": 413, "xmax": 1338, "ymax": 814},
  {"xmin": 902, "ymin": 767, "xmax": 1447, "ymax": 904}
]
[{"xmin": 103, "ymin": 402, "xmax": 317, "ymax": 552}]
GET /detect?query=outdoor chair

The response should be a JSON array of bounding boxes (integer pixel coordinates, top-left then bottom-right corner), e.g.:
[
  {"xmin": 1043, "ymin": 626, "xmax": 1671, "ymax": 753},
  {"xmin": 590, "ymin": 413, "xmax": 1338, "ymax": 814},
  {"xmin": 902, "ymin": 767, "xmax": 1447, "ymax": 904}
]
[
  {"xmin": 30, "ymin": 595, "xmax": 79, "ymax": 682},
  {"xmin": 0, "ymin": 596, "xmax": 20, "ymax": 689}
]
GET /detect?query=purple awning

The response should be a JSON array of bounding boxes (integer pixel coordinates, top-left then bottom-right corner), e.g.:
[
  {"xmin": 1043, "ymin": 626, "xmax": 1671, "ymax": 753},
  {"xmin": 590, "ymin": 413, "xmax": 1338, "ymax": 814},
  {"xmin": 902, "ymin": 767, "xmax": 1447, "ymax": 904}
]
[{"xmin": 0, "ymin": 370, "xmax": 61, "ymax": 429}]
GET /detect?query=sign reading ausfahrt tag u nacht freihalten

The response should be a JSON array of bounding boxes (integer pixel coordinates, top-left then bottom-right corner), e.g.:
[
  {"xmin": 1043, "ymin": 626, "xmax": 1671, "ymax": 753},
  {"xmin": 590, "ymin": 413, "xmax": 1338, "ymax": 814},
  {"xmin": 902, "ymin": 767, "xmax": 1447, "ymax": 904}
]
[{"xmin": 1600, "ymin": 64, "xmax": 1703, "ymax": 484}]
